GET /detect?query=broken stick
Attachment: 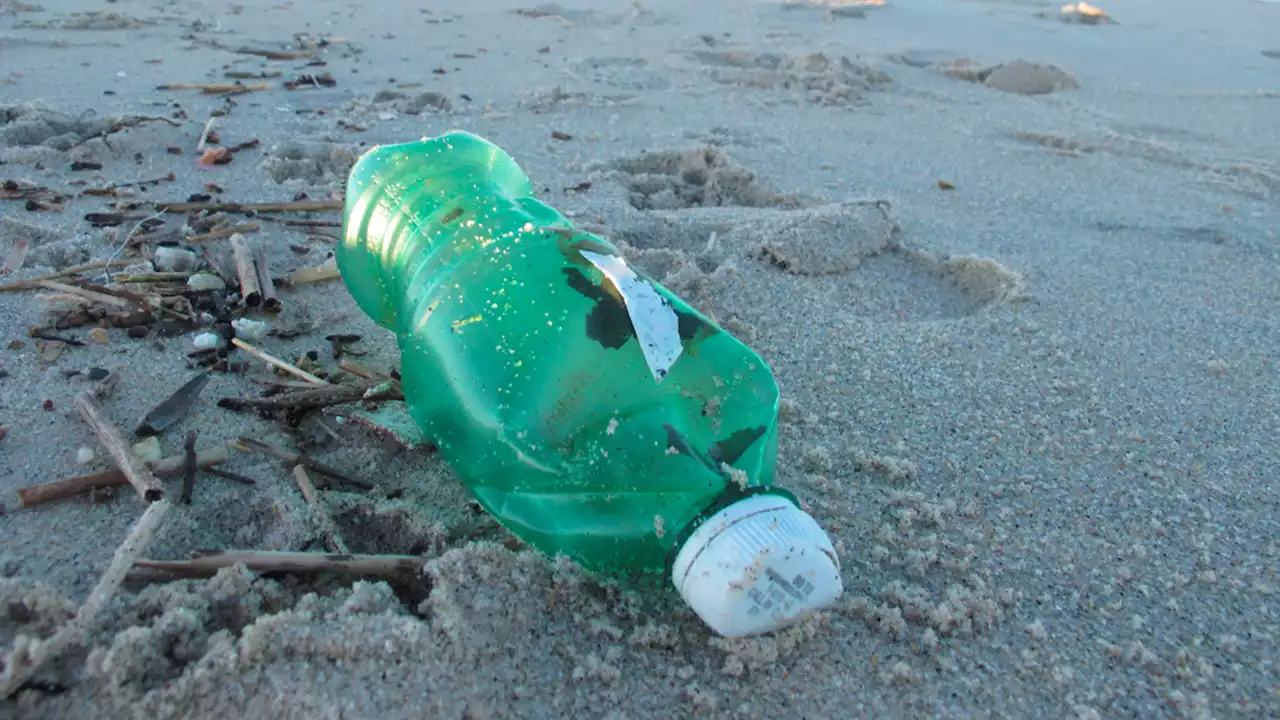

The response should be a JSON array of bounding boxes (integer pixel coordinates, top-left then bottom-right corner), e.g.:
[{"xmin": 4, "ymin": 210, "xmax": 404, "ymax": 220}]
[
  {"xmin": 75, "ymin": 391, "xmax": 165, "ymax": 503},
  {"xmin": 152, "ymin": 199, "xmax": 343, "ymax": 214},
  {"xmin": 127, "ymin": 550, "xmax": 423, "ymax": 582},
  {"xmin": 156, "ymin": 81, "xmax": 273, "ymax": 94},
  {"xmin": 16, "ymin": 446, "xmax": 231, "ymax": 508},
  {"xmin": 0, "ymin": 259, "xmax": 132, "ymax": 293},
  {"xmin": 0, "ymin": 499, "xmax": 171, "ymax": 699},
  {"xmin": 228, "ymin": 232, "xmax": 262, "ymax": 307},
  {"xmin": 179, "ymin": 430, "xmax": 199, "ymax": 505},
  {"xmin": 36, "ymin": 280, "xmax": 132, "ymax": 308},
  {"xmin": 196, "ymin": 116, "xmax": 217, "ymax": 152},
  {"xmin": 219, "ymin": 379, "xmax": 401, "ymax": 412},
  {"xmin": 283, "ymin": 259, "xmax": 340, "ymax": 286},
  {"xmin": 231, "ymin": 338, "xmax": 328, "ymax": 385},
  {"xmin": 234, "ymin": 436, "xmax": 372, "ymax": 491},
  {"xmin": 293, "ymin": 465, "xmax": 350, "ymax": 554},
  {"xmin": 251, "ymin": 243, "xmax": 281, "ymax": 312},
  {"xmin": 185, "ymin": 222, "xmax": 260, "ymax": 244},
  {"xmin": 202, "ymin": 467, "xmax": 256, "ymax": 486}
]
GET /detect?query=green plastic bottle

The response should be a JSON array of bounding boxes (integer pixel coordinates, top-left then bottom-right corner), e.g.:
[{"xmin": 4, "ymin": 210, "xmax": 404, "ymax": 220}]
[{"xmin": 337, "ymin": 131, "xmax": 842, "ymax": 636}]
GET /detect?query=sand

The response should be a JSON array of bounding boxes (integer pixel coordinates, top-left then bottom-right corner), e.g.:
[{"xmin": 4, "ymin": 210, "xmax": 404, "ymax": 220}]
[{"xmin": 0, "ymin": 0, "xmax": 1277, "ymax": 717}]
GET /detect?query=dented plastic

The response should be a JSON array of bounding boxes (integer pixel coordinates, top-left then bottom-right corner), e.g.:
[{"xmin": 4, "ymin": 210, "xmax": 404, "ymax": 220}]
[{"xmin": 336, "ymin": 131, "xmax": 842, "ymax": 635}]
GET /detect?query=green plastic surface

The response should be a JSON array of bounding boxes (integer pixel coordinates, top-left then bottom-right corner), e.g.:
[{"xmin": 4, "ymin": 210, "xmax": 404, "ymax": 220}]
[{"xmin": 337, "ymin": 131, "xmax": 785, "ymax": 572}]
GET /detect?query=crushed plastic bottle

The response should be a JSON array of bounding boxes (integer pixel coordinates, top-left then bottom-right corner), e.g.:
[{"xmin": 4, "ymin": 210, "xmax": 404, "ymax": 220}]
[{"xmin": 337, "ymin": 130, "xmax": 842, "ymax": 637}]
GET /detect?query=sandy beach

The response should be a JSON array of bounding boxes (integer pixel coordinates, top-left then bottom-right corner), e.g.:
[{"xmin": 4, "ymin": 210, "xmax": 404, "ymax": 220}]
[{"xmin": 0, "ymin": 0, "xmax": 1277, "ymax": 717}]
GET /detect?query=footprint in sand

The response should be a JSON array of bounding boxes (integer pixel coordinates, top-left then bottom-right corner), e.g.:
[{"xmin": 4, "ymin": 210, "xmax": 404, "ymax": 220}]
[
  {"xmin": 596, "ymin": 147, "xmax": 1019, "ymax": 646},
  {"xmin": 689, "ymin": 44, "xmax": 893, "ymax": 107},
  {"xmin": 569, "ymin": 56, "xmax": 672, "ymax": 92},
  {"xmin": 1, "ymin": 104, "xmax": 112, "ymax": 151},
  {"xmin": 261, "ymin": 141, "xmax": 359, "ymax": 186},
  {"xmin": 604, "ymin": 146, "xmax": 812, "ymax": 211},
  {"xmin": 602, "ymin": 146, "xmax": 1028, "ymax": 324},
  {"xmin": 890, "ymin": 52, "xmax": 1079, "ymax": 96},
  {"xmin": 776, "ymin": 0, "xmax": 887, "ymax": 19},
  {"xmin": 0, "ymin": 102, "xmax": 178, "ymax": 165},
  {"xmin": 1005, "ymin": 128, "xmax": 1280, "ymax": 203},
  {"xmin": 0, "ymin": 216, "xmax": 92, "ymax": 270},
  {"xmin": 21, "ymin": 10, "xmax": 158, "ymax": 30},
  {"xmin": 510, "ymin": 2, "xmax": 660, "ymax": 26}
]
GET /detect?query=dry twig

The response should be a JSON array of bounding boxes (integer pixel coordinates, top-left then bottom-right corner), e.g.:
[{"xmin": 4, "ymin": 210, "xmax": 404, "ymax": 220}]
[
  {"xmin": 74, "ymin": 387, "xmax": 166, "ymax": 504},
  {"xmin": 233, "ymin": 437, "xmax": 372, "ymax": 491},
  {"xmin": 252, "ymin": 243, "xmax": 281, "ymax": 311},
  {"xmin": 0, "ymin": 259, "xmax": 132, "ymax": 293},
  {"xmin": 228, "ymin": 232, "xmax": 262, "ymax": 306},
  {"xmin": 196, "ymin": 117, "xmax": 217, "ymax": 152},
  {"xmin": 293, "ymin": 465, "xmax": 350, "ymax": 554},
  {"xmin": 179, "ymin": 430, "xmax": 199, "ymax": 504},
  {"xmin": 337, "ymin": 360, "xmax": 390, "ymax": 380},
  {"xmin": 186, "ymin": 222, "xmax": 260, "ymax": 244},
  {"xmin": 152, "ymin": 199, "xmax": 342, "ymax": 213},
  {"xmin": 156, "ymin": 81, "xmax": 273, "ymax": 94},
  {"xmin": 202, "ymin": 467, "xmax": 256, "ymax": 486},
  {"xmin": 231, "ymin": 338, "xmax": 328, "ymax": 385},
  {"xmin": 219, "ymin": 379, "xmax": 401, "ymax": 412},
  {"xmin": 283, "ymin": 259, "xmax": 341, "ymax": 286},
  {"xmin": 0, "ymin": 499, "xmax": 171, "ymax": 698},
  {"xmin": 128, "ymin": 550, "xmax": 422, "ymax": 582},
  {"xmin": 72, "ymin": 115, "xmax": 182, "ymax": 148},
  {"xmin": 35, "ymin": 280, "xmax": 132, "ymax": 308},
  {"xmin": 16, "ymin": 446, "xmax": 231, "ymax": 508}
]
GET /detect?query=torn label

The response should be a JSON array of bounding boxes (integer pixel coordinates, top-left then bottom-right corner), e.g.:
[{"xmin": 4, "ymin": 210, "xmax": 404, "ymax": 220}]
[{"xmin": 580, "ymin": 249, "xmax": 683, "ymax": 383}]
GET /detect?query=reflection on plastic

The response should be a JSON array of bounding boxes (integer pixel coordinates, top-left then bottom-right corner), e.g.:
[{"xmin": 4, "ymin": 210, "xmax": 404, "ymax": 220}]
[{"xmin": 336, "ymin": 131, "xmax": 842, "ymax": 635}]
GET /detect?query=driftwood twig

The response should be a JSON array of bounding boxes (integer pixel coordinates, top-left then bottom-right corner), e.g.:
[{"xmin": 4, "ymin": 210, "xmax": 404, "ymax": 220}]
[
  {"xmin": 283, "ymin": 259, "xmax": 340, "ymax": 286},
  {"xmin": 152, "ymin": 199, "xmax": 342, "ymax": 214},
  {"xmin": 220, "ymin": 379, "xmax": 401, "ymax": 412},
  {"xmin": 16, "ymin": 447, "xmax": 231, "ymax": 508},
  {"xmin": 0, "ymin": 500, "xmax": 172, "ymax": 698},
  {"xmin": 36, "ymin": 280, "xmax": 132, "ymax": 308},
  {"xmin": 186, "ymin": 222, "xmax": 260, "ymax": 244},
  {"xmin": 252, "ymin": 243, "xmax": 281, "ymax": 312},
  {"xmin": 231, "ymin": 338, "xmax": 328, "ymax": 385},
  {"xmin": 0, "ymin": 260, "xmax": 132, "ymax": 293},
  {"xmin": 127, "ymin": 550, "xmax": 423, "ymax": 582},
  {"xmin": 293, "ymin": 465, "xmax": 350, "ymax": 554},
  {"xmin": 156, "ymin": 81, "xmax": 273, "ymax": 94},
  {"xmin": 74, "ymin": 391, "xmax": 165, "ymax": 503},
  {"xmin": 202, "ymin": 467, "xmax": 256, "ymax": 486},
  {"xmin": 228, "ymin": 232, "xmax": 262, "ymax": 307},
  {"xmin": 233, "ymin": 437, "xmax": 372, "ymax": 491},
  {"xmin": 196, "ymin": 117, "xmax": 217, "ymax": 152},
  {"xmin": 179, "ymin": 430, "xmax": 199, "ymax": 505}
]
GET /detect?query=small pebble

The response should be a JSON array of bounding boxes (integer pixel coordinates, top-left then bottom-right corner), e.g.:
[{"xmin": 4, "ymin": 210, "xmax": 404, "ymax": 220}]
[
  {"xmin": 192, "ymin": 332, "xmax": 220, "ymax": 350},
  {"xmin": 232, "ymin": 317, "xmax": 268, "ymax": 340},
  {"xmin": 154, "ymin": 246, "xmax": 199, "ymax": 272},
  {"xmin": 132, "ymin": 436, "xmax": 162, "ymax": 463},
  {"xmin": 127, "ymin": 325, "xmax": 150, "ymax": 339},
  {"xmin": 187, "ymin": 273, "xmax": 226, "ymax": 292},
  {"xmin": 76, "ymin": 447, "xmax": 95, "ymax": 464},
  {"xmin": 88, "ymin": 327, "xmax": 109, "ymax": 344}
]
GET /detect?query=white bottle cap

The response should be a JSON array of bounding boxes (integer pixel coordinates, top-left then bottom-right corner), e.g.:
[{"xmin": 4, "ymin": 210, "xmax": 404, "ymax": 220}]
[{"xmin": 671, "ymin": 494, "xmax": 843, "ymax": 637}]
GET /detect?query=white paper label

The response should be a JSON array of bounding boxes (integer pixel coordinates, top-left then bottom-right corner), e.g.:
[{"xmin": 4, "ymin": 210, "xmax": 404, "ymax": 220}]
[{"xmin": 580, "ymin": 249, "xmax": 683, "ymax": 383}]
